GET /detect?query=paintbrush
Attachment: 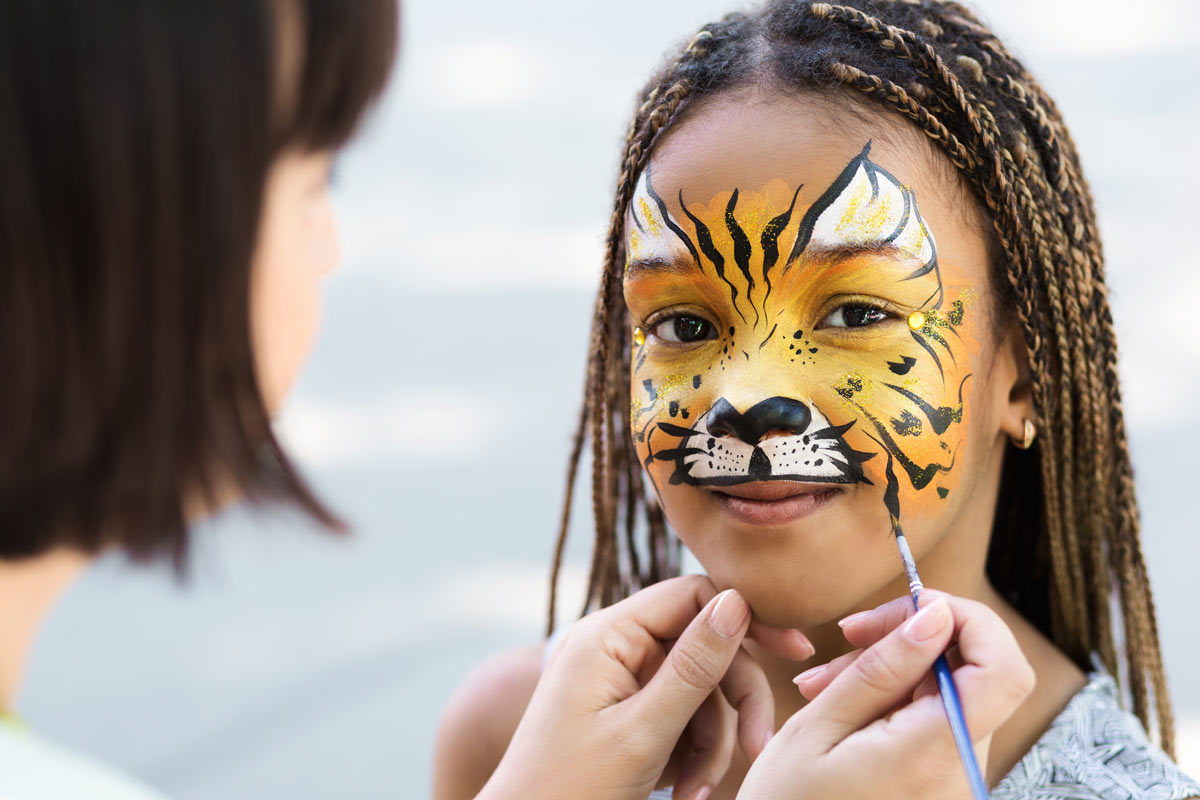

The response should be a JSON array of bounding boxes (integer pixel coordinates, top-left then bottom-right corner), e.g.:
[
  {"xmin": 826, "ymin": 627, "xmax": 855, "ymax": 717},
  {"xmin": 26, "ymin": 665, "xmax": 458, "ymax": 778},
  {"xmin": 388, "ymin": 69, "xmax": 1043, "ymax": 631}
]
[{"xmin": 892, "ymin": 525, "xmax": 990, "ymax": 800}]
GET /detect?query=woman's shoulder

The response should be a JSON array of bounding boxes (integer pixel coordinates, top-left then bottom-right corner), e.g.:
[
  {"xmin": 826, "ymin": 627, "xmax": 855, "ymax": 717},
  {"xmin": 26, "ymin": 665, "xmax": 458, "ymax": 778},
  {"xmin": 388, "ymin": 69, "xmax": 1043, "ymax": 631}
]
[
  {"xmin": 432, "ymin": 641, "xmax": 546, "ymax": 800},
  {"xmin": 0, "ymin": 719, "xmax": 169, "ymax": 800},
  {"xmin": 993, "ymin": 672, "xmax": 1200, "ymax": 800}
]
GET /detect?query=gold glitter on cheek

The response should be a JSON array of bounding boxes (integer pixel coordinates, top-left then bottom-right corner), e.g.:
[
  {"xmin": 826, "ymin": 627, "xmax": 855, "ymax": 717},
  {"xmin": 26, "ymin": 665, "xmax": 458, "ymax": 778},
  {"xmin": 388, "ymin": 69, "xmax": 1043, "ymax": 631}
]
[
  {"xmin": 834, "ymin": 369, "xmax": 874, "ymax": 408},
  {"xmin": 628, "ymin": 229, "xmax": 642, "ymax": 260},
  {"xmin": 960, "ymin": 284, "xmax": 979, "ymax": 307},
  {"xmin": 630, "ymin": 396, "xmax": 643, "ymax": 428},
  {"xmin": 657, "ymin": 373, "xmax": 688, "ymax": 400},
  {"xmin": 633, "ymin": 327, "xmax": 646, "ymax": 346}
]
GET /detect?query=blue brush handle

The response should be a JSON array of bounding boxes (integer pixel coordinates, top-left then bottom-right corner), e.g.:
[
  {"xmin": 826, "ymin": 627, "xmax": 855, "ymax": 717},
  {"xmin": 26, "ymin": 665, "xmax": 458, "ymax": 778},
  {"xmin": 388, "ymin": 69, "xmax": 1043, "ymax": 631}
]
[{"xmin": 931, "ymin": 652, "xmax": 989, "ymax": 800}]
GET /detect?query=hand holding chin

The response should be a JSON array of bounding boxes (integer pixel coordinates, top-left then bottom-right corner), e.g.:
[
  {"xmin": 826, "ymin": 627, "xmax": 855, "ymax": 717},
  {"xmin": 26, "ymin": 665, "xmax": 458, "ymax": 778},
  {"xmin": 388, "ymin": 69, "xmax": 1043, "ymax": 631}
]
[{"xmin": 481, "ymin": 575, "xmax": 814, "ymax": 800}]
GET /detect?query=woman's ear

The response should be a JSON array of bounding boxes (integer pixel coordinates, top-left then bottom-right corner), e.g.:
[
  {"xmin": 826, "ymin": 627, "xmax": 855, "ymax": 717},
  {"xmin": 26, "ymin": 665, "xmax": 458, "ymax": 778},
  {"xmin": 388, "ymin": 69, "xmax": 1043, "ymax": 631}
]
[{"xmin": 996, "ymin": 321, "xmax": 1036, "ymax": 447}]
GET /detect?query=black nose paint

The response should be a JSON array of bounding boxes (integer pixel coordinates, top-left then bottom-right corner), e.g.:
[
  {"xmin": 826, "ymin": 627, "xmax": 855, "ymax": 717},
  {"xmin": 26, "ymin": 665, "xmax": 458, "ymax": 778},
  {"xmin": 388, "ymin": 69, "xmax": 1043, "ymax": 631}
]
[{"xmin": 704, "ymin": 396, "xmax": 813, "ymax": 444}]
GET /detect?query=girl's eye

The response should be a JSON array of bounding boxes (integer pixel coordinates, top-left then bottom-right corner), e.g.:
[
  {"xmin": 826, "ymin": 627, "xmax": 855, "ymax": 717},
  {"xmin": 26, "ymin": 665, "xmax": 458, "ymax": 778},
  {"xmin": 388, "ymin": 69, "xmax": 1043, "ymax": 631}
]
[
  {"xmin": 821, "ymin": 304, "xmax": 890, "ymax": 328},
  {"xmin": 653, "ymin": 315, "xmax": 716, "ymax": 343}
]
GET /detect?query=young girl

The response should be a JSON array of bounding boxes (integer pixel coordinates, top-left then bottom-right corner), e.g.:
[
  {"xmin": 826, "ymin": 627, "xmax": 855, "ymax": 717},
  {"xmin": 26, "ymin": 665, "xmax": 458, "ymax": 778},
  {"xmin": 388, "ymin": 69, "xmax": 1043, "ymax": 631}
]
[{"xmin": 438, "ymin": 1, "xmax": 1200, "ymax": 798}]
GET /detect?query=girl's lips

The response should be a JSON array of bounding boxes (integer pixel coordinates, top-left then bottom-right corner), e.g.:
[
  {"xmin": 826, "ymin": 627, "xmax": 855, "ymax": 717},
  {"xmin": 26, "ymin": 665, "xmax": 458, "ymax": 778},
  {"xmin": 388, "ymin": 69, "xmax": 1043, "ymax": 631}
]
[{"xmin": 710, "ymin": 482, "xmax": 842, "ymax": 525}]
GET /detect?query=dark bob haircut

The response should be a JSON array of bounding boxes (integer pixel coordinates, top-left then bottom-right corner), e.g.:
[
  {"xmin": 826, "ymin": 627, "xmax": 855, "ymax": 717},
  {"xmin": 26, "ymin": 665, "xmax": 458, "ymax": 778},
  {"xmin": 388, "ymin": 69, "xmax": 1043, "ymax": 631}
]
[{"xmin": 0, "ymin": 0, "xmax": 397, "ymax": 566}]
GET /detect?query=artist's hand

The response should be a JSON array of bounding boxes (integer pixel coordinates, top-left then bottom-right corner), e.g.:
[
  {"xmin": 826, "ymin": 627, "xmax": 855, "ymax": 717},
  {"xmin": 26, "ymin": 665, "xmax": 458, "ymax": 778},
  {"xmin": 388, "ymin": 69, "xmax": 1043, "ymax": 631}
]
[
  {"xmin": 737, "ymin": 592, "xmax": 1034, "ymax": 800},
  {"xmin": 480, "ymin": 575, "xmax": 814, "ymax": 800}
]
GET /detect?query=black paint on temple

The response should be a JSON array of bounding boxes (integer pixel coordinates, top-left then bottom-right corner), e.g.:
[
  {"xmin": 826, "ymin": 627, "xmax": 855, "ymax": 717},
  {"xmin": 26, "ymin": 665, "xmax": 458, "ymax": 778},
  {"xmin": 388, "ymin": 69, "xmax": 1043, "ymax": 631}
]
[
  {"xmin": 923, "ymin": 326, "xmax": 956, "ymax": 364},
  {"xmin": 910, "ymin": 329, "xmax": 944, "ymax": 381}
]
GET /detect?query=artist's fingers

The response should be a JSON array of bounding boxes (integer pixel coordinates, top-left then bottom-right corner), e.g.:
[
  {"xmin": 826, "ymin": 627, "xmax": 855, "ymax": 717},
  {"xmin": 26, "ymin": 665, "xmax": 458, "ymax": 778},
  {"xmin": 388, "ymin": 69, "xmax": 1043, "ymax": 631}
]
[
  {"xmin": 629, "ymin": 589, "xmax": 752, "ymax": 740},
  {"xmin": 936, "ymin": 595, "xmax": 1035, "ymax": 738},
  {"xmin": 748, "ymin": 619, "xmax": 816, "ymax": 663},
  {"xmin": 584, "ymin": 575, "xmax": 723, "ymax": 682},
  {"xmin": 719, "ymin": 646, "xmax": 776, "ymax": 760},
  {"xmin": 866, "ymin": 597, "xmax": 1033, "ymax": 756},
  {"xmin": 792, "ymin": 648, "xmax": 862, "ymax": 700},
  {"xmin": 671, "ymin": 689, "xmax": 736, "ymax": 800},
  {"xmin": 837, "ymin": 590, "xmax": 951, "ymax": 649},
  {"xmin": 796, "ymin": 598, "xmax": 954, "ymax": 748}
]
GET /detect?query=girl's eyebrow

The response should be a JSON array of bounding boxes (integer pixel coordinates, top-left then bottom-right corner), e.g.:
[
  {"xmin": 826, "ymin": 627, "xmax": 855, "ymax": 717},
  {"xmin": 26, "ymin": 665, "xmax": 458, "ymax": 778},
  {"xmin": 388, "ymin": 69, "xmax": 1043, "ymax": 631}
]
[
  {"xmin": 625, "ymin": 255, "xmax": 702, "ymax": 278},
  {"xmin": 800, "ymin": 242, "xmax": 930, "ymax": 272},
  {"xmin": 807, "ymin": 242, "xmax": 902, "ymax": 264}
]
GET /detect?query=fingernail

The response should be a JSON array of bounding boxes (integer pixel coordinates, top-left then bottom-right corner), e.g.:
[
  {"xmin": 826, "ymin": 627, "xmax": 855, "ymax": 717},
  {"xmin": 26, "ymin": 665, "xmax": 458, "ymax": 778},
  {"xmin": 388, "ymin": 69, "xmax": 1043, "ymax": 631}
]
[
  {"xmin": 691, "ymin": 786, "xmax": 712, "ymax": 800},
  {"xmin": 793, "ymin": 663, "xmax": 827, "ymax": 688},
  {"xmin": 837, "ymin": 609, "xmax": 872, "ymax": 629},
  {"xmin": 795, "ymin": 637, "xmax": 816, "ymax": 661},
  {"xmin": 709, "ymin": 589, "xmax": 748, "ymax": 639},
  {"xmin": 903, "ymin": 596, "xmax": 950, "ymax": 641},
  {"xmin": 759, "ymin": 729, "xmax": 774, "ymax": 753}
]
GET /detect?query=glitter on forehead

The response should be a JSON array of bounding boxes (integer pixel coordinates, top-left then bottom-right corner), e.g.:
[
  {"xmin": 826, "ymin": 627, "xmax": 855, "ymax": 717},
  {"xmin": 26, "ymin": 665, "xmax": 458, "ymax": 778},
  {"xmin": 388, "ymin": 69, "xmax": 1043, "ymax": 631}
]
[
  {"xmin": 628, "ymin": 229, "xmax": 643, "ymax": 263},
  {"xmin": 808, "ymin": 158, "xmax": 934, "ymax": 267},
  {"xmin": 638, "ymin": 197, "xmax": 663, "ymax": 238},
  {"xmin": 834, "ymin": 179, "xmax": 898, "ymax": 242}
]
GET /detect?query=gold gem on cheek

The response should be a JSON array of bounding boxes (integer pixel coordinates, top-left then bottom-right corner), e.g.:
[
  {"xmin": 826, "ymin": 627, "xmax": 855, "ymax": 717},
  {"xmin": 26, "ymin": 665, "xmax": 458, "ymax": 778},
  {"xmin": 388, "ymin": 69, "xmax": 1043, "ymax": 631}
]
[
  {"xmin": 633, "ymin": 327, "xmax": 646, "ymax": 346},
  {"xmin": 908, "ymin": 311, "xmax": 926, "ymax": 331}
]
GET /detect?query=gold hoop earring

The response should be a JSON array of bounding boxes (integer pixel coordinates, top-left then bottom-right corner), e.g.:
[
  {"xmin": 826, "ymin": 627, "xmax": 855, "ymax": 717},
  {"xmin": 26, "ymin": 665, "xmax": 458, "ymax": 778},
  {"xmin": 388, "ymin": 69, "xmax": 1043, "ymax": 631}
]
[{"xmin": 1015, "ymin": 419, "xmax": 1036, "ymax": 450}]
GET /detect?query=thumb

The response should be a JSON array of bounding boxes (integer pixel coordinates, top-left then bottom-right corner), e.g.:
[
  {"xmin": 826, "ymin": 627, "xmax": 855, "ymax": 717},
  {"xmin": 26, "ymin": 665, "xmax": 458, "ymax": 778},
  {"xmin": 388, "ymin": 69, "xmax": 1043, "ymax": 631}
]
[{"xmin": 630, "ymin": 589, "xmax": 750, "ymax": 735}]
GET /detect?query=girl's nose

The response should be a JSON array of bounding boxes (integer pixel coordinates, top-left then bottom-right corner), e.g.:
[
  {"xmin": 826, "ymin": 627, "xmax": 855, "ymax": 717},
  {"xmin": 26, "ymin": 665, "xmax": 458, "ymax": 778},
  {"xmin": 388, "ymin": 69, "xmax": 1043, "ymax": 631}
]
[{"xmin": 704, "ymin": 396, "xmax": 812, "ymax": 445}]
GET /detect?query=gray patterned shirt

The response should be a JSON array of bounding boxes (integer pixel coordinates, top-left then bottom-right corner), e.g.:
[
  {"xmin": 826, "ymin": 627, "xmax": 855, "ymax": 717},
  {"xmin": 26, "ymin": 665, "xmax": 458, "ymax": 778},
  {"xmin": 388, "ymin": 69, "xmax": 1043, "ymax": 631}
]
[{"xmin": 991, "ymin": 672, "xmax": 1197, "ymax": 799}]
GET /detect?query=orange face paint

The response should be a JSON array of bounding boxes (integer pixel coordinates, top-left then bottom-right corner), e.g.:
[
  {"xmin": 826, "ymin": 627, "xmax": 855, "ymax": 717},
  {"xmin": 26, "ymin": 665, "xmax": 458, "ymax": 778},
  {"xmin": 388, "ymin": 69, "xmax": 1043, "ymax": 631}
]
[{"xmin": 625, "ymin": 142, "xmax": 980, "ymax": 531}]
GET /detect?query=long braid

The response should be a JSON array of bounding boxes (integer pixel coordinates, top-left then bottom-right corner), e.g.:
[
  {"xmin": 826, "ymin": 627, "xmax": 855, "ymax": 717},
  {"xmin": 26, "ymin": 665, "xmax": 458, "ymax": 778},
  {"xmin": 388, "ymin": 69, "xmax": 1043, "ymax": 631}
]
[
  {"xmin": 823, "ymin": 5, "xmax": 1097, "ymax": 658},
  {"xmin": 548, "ymin": 0, "xmax": 1175, "ymax": 753},
  {"xmin": 561, "ymin": 27, "xmax": 724, "ymax": 615}
]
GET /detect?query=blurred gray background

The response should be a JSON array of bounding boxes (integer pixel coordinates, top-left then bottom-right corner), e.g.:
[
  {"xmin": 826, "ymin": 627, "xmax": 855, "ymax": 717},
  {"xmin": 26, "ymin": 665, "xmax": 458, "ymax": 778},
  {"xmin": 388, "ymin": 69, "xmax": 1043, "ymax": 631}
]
[{"xmin": 19, "ymin": 0, "xmax": 1200, "ymax": 797}]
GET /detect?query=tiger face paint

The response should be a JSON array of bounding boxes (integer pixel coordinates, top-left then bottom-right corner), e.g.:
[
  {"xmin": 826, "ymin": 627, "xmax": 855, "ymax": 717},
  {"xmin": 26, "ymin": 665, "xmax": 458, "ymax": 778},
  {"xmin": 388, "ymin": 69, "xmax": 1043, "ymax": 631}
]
[{"xmin": 624, "ymin": 108, "xmax": 992, "ymax": 626}]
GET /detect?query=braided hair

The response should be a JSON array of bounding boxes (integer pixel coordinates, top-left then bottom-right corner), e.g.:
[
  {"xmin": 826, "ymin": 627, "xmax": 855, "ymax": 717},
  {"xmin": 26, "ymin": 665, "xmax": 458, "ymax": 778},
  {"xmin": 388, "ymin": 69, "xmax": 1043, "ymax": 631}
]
[{"xmin": 547, "ymin": 0, "xmax": 1174, "ymax": 753}]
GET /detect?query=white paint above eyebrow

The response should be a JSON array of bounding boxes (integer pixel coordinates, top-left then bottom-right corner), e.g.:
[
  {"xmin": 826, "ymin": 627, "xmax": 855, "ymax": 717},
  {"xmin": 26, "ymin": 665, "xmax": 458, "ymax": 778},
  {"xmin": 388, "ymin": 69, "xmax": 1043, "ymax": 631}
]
[{"xmin": 807, "ymin": 159, "xmax": 935, "ymax": 266}]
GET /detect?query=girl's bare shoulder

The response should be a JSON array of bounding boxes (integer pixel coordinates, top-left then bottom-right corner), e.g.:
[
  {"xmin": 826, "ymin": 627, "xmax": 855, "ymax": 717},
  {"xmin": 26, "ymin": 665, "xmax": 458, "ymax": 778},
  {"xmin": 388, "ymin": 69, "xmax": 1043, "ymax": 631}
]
[{"xmin": 432, "ymin": 642, "xmax": 546, "ymax": 800}]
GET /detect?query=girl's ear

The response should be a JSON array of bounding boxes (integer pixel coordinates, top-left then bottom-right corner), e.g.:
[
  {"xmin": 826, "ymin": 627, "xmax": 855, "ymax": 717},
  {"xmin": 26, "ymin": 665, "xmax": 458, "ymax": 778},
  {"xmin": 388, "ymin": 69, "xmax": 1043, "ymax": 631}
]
[{"xmin": 996, "ymin": 321, "xmax": 1037, "ymax": 446}]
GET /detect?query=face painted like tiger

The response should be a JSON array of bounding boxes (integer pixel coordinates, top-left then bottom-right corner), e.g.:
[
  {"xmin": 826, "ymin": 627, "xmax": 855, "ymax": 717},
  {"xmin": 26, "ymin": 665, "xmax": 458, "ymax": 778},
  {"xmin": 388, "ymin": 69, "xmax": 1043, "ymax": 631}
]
[{"xmin": 624, "ymin": 129, "xmax": 985, "ymax": 625}]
